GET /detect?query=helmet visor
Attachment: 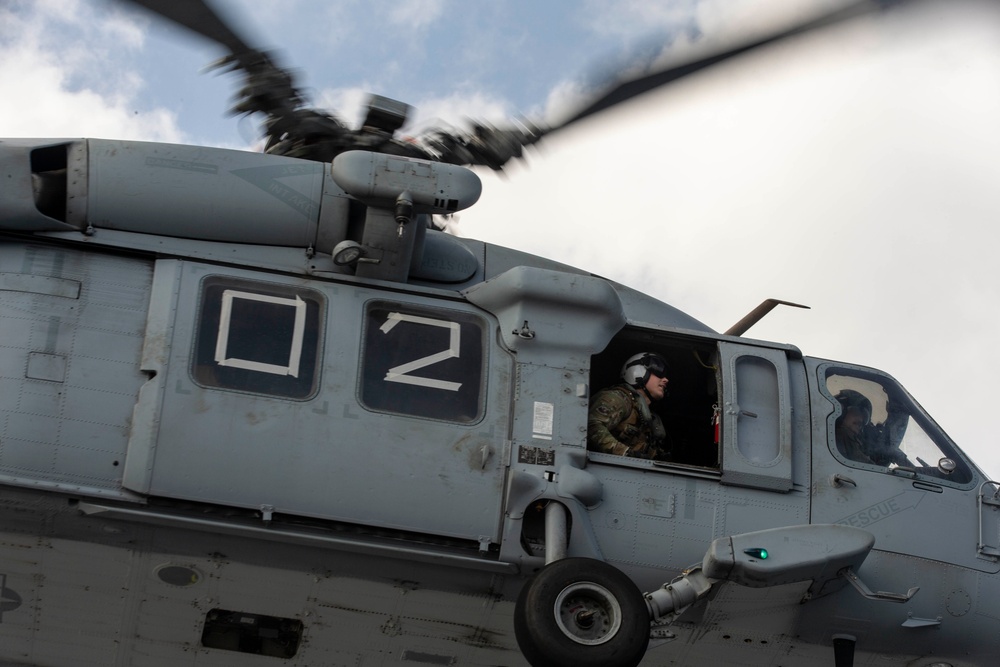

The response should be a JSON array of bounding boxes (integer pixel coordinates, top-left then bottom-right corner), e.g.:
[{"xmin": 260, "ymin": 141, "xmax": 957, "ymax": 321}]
[{"xmin": 645, "ymin": 355, "xmax": 668, "ymax": 378}]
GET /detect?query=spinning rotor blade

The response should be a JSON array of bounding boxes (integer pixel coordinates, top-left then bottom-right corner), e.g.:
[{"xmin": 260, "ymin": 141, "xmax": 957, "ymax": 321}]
[
  {"xmin": 545, "ymin": 0, "xmax": 901, "ymax": 136},
  {"xmin": 118, "ymin": 0, "xmax": 912, "ymax": 170},
  {"xmin": 125, "ymin": 0, "xmax": 254, "ymax": 60},
  {"xmin": 123, "ymin": 0, "xmax": 323, "ymax": 150}
]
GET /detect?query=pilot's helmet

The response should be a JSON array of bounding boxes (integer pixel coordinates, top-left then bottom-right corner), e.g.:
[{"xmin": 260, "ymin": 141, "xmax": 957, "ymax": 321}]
[
  {"xmin": 835, "ymin": 389, "xmax": 872, "ymax": 423},
  {"xmin": 622, "ymin": 352, "xmax": 668, "ymax": 388}
]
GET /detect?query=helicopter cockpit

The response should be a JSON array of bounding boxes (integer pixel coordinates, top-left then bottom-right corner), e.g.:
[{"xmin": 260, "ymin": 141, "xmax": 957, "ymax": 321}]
[{"xmin": 822, "ymin": 367, "xmax": 974, "ymax": 487}]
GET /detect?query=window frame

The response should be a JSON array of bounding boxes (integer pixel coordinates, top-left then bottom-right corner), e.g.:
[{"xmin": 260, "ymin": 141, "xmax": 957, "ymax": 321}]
[
  {"xmin": 818, "ymin": 362, "xmax": 976, "ymax": 490},
  {"xmin": 190, "ymin": 276, "xmax": 324, "ymax": 400},
  {"xmin": 585, "ymin": 327, "xmax": 724, "ymax": 475},
  {"xmin": 357, "ymin": 300, "xmax": 488, "ymax": 424}
]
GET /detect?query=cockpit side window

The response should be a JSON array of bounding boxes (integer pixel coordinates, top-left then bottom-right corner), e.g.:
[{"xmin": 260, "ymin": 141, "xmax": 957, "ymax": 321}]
[{"xmin": 824, "ymin": 369, "xmax": 972, "ymax": 486}]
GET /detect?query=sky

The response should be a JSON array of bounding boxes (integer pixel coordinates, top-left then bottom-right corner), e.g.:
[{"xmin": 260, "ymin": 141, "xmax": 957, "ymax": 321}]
[{"xmin": 2, "ymin": 0, "xmax": 1000, "ymax": 478}]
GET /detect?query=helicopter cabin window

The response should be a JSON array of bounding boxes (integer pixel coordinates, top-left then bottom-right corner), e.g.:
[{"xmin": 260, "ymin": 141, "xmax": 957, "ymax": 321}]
[
  {"xmin": 359, "ymin": 302, "xmax": 485, "ymax": 423},
  {"xmin": 588, "ymin": 333, "xmax": 720, "ymax": 470},
  {"xmin": 191, "ymin": 278, "xmax": 323, "ymax": 399},
  {"xmin": 823, "ymin": 367, "xmax": 972, "ymax": 487}
]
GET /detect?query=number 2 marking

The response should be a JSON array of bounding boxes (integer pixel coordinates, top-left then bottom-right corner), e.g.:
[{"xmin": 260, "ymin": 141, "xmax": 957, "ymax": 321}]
[{"xmin": 380, "ymin": 312, "xmax": 461, "ymax": 391}]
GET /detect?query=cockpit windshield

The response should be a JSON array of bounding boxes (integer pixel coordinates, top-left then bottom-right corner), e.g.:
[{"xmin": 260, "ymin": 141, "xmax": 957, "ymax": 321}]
[{"xmin": 824, "ymin": 369, "xmax": 973, "ymax": 487}]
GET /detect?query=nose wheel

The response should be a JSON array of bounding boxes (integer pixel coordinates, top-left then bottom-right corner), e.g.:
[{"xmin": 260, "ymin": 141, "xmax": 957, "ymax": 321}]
[{"xmin": 514, "ymin": 558, "xmax": 650, "ymax": 667}]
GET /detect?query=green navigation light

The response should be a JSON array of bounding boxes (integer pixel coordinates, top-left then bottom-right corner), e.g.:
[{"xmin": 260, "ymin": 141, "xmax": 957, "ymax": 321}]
[{"xmin": 744, "ymin": 548, "xmax": 769, "ymax": 560}]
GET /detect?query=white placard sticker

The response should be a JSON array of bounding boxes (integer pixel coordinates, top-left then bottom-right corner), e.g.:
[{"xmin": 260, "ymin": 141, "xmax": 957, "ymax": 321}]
[{"xmin": 532, "ymin": 401, "xmax": 554, "ymax": 440}]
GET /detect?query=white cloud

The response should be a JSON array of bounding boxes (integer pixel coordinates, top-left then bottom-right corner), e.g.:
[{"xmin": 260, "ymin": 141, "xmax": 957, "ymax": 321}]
[
  {"xmin": 0, "ymin": 0, "xmax": 184, "ymax": 142},
  {"xmin": 387, "ymin": 0, "xmax": 447, "ymax": 30},
  {"xmin": 312, "ymin": 86, "xmax": 372, "ymax": 129},
  {"xmin": 581, "ymin": 0, "xmax": 702, "ymax": 42},
  {"xmin": 408, "ymin": 91, "xmax": 513, "ymax": 132}
]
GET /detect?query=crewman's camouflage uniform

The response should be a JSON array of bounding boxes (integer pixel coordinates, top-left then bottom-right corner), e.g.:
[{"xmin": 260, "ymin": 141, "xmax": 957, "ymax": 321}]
[{"xmin": 587, "ymin": 384, "xmax": 667, "ymax": 460}]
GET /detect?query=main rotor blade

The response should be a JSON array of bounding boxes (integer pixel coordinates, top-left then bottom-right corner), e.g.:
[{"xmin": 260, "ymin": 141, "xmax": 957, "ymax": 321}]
[
  {"xmin": 549, "ymin": 0, "xmax": 900, "ymax": 135},
  {"xmin": 125, "ymin": 0, "xmax": 254, "ymax": 58}
]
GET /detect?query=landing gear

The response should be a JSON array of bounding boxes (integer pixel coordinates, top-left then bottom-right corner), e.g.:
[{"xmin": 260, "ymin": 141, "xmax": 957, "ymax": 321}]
[{"xmin": 514, "ymin": 558, "xmax": 650, "ymax": 667}]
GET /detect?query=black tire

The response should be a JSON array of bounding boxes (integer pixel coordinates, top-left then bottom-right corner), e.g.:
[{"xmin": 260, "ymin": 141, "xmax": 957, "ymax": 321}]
[{"xmin": 514, "ymin": 557, "xmax": 650, "ymax": 667}]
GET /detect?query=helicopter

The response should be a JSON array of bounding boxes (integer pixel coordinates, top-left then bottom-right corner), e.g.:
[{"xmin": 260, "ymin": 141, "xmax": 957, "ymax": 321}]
[{"xmin": 2, "ymin": 0, "xmax": 1000, "ymax": 665}]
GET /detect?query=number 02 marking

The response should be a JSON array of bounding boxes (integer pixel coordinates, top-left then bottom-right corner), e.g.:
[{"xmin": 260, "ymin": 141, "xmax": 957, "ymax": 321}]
[{"xmin": 380, "ymin": 312, "xmax": 461, "ymax": 391}]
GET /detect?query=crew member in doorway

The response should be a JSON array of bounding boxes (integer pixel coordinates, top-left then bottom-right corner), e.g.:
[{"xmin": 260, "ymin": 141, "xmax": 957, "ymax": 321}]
[{"xmin": 588, "ymin": 352, "xmax": 670, "ymax": 460}]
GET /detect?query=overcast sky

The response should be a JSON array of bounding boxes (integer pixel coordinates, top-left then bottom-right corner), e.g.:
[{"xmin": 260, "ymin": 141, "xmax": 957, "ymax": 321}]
[{"xmin": 3, "ymin": 0, "xmax": 1000, "ymax": 478}]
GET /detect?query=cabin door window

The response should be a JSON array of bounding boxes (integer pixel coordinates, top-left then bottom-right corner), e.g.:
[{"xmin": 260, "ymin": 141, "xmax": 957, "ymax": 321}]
[{"xmin": 718, "ymin": 342, "xmax": 793, "ymax": 492}]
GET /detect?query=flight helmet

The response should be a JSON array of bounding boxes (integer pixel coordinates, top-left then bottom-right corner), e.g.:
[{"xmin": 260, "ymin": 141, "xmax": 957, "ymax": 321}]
[
  {"xmin": 622, "ymin": 352, "xmax": 668, "ymax": 389},
  {"xmin": 835, "ymin": 389, "xmax": 872, "ymax": 423}
]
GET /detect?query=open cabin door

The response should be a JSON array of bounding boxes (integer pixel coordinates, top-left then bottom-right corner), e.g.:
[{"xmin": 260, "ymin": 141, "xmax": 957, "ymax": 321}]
[
  {"xmin": 718, "ymin": 342, "xmax": 793, "ymax": 492},
  {"xmin": 124, "ymin": 260, "xmax": 512, "ymax": 545}
]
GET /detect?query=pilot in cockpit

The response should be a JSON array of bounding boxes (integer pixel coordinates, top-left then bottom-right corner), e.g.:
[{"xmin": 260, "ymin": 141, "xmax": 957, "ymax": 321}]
[
  {"xmin": 834, "ymin": 389, "xmax": 910, "ymax": 467},
  {"xmin": 834, "ymin": 392, "xmax": 875, "ymax": 464}
]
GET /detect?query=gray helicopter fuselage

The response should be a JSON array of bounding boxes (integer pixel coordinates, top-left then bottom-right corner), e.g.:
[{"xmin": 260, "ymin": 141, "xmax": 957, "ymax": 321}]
[{"xmin": 0, "ymin": 138, "xmax": 998, "ymax": 666}]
